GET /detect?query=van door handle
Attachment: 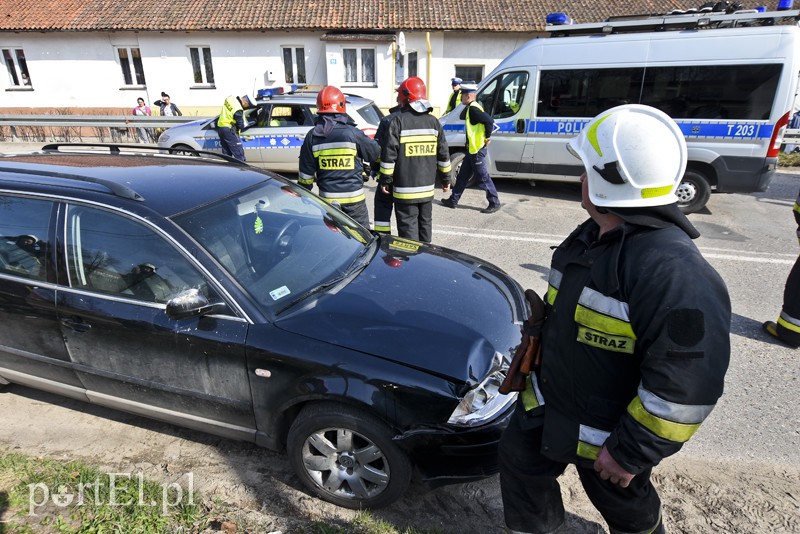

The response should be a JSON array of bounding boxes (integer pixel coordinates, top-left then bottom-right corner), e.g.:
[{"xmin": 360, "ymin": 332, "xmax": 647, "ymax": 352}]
[
  {"xmin": 516, "ymin": 119, "xmax": 526, "ymax": 134},
  {"xmin": 61, "ymin": 317, "xmax": 91, "ymax": 333}
]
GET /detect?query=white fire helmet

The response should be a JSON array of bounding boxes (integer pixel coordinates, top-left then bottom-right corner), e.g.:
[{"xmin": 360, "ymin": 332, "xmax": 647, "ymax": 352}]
[{"xmin": 567, "ymin": 104, "xmax": 687, "ymax": 208}]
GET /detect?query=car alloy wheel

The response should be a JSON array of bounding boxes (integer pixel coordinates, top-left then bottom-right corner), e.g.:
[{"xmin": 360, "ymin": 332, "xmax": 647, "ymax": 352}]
[{"xmin": 287, "ymin": 403, "xmax": 411, "ymax": 509}]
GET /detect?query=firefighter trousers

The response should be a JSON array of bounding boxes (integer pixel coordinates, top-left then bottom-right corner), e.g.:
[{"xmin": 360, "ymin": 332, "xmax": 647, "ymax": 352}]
[
  {"xmin": 777, "ymin": 254, "xmax": 800, "ymax": 346},
  {"xmin": 395, "ymin": 201, "xmax": 432, "ymax": 243},
  {"xmin": 373, "ymin": 186, "xmax": 394, "ymax": 234},
  {"xmin": 499, "ymin": 406, "xmax": 664, "ymax": 534}
]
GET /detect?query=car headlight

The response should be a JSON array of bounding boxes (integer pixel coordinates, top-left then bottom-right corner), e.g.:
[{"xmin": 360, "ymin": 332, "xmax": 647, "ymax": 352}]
[
  {"xmin": 158, "ymin": 133, "xmax": 170, "ymax": 143},
  {"xmin": 447, "ymin": 351, "xmax": 517, "ymax": 427}
]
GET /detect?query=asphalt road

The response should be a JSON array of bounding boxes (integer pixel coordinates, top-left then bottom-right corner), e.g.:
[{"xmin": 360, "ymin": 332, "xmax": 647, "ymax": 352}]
[{"xmin": 1, "ymin": 142, "xmax": 798, "ymax": 468}]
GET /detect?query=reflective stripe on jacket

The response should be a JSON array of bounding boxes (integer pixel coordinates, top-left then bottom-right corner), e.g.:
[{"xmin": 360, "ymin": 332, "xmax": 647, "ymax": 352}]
[
  {"xmin": 378, "ymin": 107, "xmax": 451, "ymax": 204},
  {"xmin": 298, "ymin": 119, "xmax": 379, "ymax": 201},
  {"xmin": 534, "ymin": 219, "xmax": 730, "ymax": 475}
]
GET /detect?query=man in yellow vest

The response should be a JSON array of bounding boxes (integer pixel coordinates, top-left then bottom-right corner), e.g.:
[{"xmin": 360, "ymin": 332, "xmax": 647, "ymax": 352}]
[
  {"xmin": 445, "ymin": 77, "xmax": 462, "ymax": 115},
  {"xmin": 216, "ymin": 94, "xmax": 255, "ymax": 161},
  {"xmin": 441, "ymin": 83, "xmax": 500, "ymax": 213}
]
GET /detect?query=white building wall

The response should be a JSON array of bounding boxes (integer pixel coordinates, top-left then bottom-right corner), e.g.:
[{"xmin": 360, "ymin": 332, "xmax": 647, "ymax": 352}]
[{"xmin": 1, "ymin": 29, "xmax": 531, "ymax": 113}]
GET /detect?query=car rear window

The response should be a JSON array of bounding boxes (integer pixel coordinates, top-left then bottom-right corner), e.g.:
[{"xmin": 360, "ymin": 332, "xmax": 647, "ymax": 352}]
[{"xmin": 356, "ymin": 103, "xmax": 383, "ymax": 126}]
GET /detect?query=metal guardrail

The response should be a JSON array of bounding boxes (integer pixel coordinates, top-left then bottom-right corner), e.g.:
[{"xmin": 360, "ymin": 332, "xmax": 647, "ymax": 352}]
[
  {"xmin": 0, "ymin": 115, "xmax": 210, "ymax": 128},
  {"xmin": 783, "ymin": 128, "xmax": 800, "ymax": 142}
]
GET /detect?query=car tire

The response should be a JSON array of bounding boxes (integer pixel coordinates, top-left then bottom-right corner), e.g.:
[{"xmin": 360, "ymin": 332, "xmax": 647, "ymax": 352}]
[
  {"xmin": 287, "ymin": 402, "xmax": 411, "ymax": 509},
  {"xmin": 168, "ymin": 144, "xmax": 200, "ymax": 156},
  {"xmin": 676, "ymin": 170, "xmax": 711, "ymax": 214}
]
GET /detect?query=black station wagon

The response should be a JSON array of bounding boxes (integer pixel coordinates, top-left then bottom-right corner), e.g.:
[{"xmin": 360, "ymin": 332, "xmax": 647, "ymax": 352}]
[{"xmin": 0, "ymin": 144, "xmax": 527, "ymax": 508}]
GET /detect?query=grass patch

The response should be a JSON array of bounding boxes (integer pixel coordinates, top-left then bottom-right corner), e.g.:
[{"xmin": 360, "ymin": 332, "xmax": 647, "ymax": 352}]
[
  {"xmin": 0, "ymin": 452, "xmax": 203, "ymax": 533},
  {"xmin": 0, "ymin": 452, "xmax": 443, "ymax": 534},
  {"xmin": 778, "ymin": 151, "xmax": 800, "ymax": 167}
]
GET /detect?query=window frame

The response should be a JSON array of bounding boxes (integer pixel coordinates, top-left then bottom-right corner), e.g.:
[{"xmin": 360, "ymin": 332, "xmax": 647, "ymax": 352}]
[
  {"xmin": 115, "ymin": 46, "xmax": 146, "ymax": 89},
  {"xmin": 189, "ymin": 46, "xmax": 215, "ymax": 88},
  {"xmin": 342, "ymin": 46, "xmax": 377, "ymax": 87},
  {"xmin": 281, "ymin": 46, "xmax": 306, "ymax": 85},
  {"xmin": 3, "ymin": 47, "xmax": 33, "ymax": 90}
]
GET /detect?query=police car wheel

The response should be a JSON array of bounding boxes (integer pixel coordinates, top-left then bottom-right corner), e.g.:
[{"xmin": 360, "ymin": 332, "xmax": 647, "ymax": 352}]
[
  {"xmin": 168, "ymin": 144, "xmax": 200, "ymax": 156},
  {"xmin": 287, "ymin": 402, "xmax": 412, "ymax": 509},
  {"xmin": 676, "ymin": 170, "xmax": 711, "ymax": 214}
]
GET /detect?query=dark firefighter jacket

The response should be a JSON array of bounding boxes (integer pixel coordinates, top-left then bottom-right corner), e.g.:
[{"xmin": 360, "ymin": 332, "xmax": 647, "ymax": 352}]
[
  {"xmin": 378, "ymin": 106, "xmax": 451, "ymax": 204},
  {"xmin": 531, "ymin": 218, "xmax": 731, "ymax": 475},
  {"xmin": 298, "ymin": 114, "xmax": 380, "ymax": 205}
]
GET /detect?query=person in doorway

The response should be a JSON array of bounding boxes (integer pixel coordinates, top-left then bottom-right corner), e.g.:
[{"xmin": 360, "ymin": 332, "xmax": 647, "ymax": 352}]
[
  {"xmin": 131, "ymin": 97, "xmax": 151, "ymax": 143},
  {"xmin": 378, "ymin": 76, "xmax": 451, "ymax": 242},
  {"xmin": 441, "ymin": 83, "xmax": 500, "ymax": 213},
  {"xmin": 298, "ymin": 86, "xmax": 380, "ymax": 228},
  {"xmin": 154, "ymin": 92, "xmax": 182, "ymax": 117},
  {"xmin": 762, "ymin": 188, "xmax": 800, "ymax": 348},
  {"xmin": 216, "ymin": 94, "xmax": 256, "ymax": 161},
  {"xmin": 499, "ymin": 104, "xmax": 731, "ymax": 534},
  {"xmin": 445, "ymin": 77, "xmax": 462, "ymax": 115}
]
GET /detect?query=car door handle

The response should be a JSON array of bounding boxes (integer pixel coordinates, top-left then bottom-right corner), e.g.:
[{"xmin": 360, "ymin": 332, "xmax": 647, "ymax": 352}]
[
  {"xmin": 516, "ymin": 119, "xmax": 526, "ymax": 134},
  {"xmin": 295, "ymin": 134, "xmax": 306, "ymax": 140},
  {"xmin": 61, "ymin": 317, "xmax": 91, "ymax": 333}
]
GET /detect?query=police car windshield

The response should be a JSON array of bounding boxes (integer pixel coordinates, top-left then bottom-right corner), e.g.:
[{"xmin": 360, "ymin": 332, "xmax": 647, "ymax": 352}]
[{"xmin": 173, "ymin": 179, "xmax": 372, "ymax": 315}]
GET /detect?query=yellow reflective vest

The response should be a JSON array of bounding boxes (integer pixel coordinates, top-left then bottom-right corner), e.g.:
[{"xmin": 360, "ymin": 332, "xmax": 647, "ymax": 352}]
[{"xmin": 218, "ymin": 96, "xmax": 243, "ymax": 130}]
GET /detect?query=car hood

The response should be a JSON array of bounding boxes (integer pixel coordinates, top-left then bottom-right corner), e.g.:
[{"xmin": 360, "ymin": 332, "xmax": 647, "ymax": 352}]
[{"xmin": 273, "ymin": 236, "xmax": 527, "ymax": 384}]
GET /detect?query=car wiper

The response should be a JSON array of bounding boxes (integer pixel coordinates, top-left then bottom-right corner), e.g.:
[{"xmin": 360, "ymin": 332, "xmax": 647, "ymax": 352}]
[
  {"xmin": 275, "ymin": 237, "xmax": 377, "ymax": 316},
  {"xmin": 275, "ymin": 272, "xmax": 351, "ymax": 316},
  {"xmin": 344, "ymin": 234, "xmax": 378, "ymax": 275}
]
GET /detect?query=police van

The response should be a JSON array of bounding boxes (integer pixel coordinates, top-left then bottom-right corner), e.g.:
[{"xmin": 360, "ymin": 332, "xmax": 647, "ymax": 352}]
[{"xmin": 440, "ymin": 8, "xmax": 800, "ymax": 213}]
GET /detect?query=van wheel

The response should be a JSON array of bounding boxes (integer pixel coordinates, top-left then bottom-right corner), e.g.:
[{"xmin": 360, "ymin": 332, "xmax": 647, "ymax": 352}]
[
  {"xmin": 449, "ymin": 152, "xmax": 478, "ymax": 188},
  {"xmin": 287, "ymin": 403, "xmax": 411, "ymax": 509},
  {"xmin": 676, "ymin": 171, "xmax": 711, "ymax": 214}
]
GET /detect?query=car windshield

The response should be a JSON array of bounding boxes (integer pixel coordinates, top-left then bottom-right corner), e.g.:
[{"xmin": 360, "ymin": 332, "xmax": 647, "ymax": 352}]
[{"xmin": 172, "ymin": 178, "xmax": 374, "ymax": 315}]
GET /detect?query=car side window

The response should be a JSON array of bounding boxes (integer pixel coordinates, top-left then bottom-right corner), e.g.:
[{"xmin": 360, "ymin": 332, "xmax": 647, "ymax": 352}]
[
  {"xmin": 267, "ymin": 105, "xmax": 306, "ymax": 127},
  {"xmin": 0, "ymin": 195, "xmax": 52, "ymax": 281},
  {"xmin": 65, "ymin": 205, "xmax": 210, "ymax": 304}
]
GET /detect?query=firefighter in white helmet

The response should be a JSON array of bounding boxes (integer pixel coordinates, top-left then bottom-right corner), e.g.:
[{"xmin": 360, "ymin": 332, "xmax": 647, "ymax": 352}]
[{"xmin": 499, "ymin": 104, "xmax": 731, "ymax": 534}]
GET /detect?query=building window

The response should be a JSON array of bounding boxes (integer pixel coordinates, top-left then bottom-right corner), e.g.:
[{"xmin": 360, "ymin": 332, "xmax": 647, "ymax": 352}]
[
  {"xmin": 282, "ymin": 47, "xmax": 306, "ymax": 84},
  {"xmin": 189, "ymin": 47, "xmax": 215, "ymax": 86},
  {"xmin": 343, "ymin": 47, "xmax": 376, "ymax": 85},
  {"xmin": 3, "ymin": 48, "xmax": 32, "ymax": 88},
  {"xmin": 117, "ymin": 47, "xmax": 146, "ymax": 86},
  {"xmin": 408, "ymin": 51, "xmax": 418, "ymax": 78},
  {"xmin": 455, "ymin": 66, "xmax": 484, "ymax": 84}
]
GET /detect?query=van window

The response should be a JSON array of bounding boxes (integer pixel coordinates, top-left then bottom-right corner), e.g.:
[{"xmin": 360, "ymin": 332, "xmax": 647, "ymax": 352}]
[
  {"xmin": 477, "ymin": 71, "xmax": 529, "ymax": 119},
  {"xmin": 641, "ymin": 64, "xmax": 782, "ymax": 120},
  {"xmin": 538, "ymin": 65, "xmax": 782, "ymax": 121},
  {"xmin": 538, "ymin": 68, "xmax": 644, "ymax": 118}
]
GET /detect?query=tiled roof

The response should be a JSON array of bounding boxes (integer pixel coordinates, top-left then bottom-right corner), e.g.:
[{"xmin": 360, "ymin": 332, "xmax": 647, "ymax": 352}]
[{"xmin": 0, "ymin": 0, "xmax": 780, "ymax": 33}]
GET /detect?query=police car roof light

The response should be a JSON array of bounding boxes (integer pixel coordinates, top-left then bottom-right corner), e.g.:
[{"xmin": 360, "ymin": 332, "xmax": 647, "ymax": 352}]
[
  {"xmin": 546, "ymin": 12, "xmax": 574, "ymax": 25},
  {"xmin": 256, "ymin": 84, "xmax": 299, "ymax": 99}
]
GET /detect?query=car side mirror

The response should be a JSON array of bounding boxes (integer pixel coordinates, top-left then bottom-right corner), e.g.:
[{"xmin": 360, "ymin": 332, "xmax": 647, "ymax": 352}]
[{"xmin": 166, "ymin": 288, "xmax": 227, "ymax": 320}]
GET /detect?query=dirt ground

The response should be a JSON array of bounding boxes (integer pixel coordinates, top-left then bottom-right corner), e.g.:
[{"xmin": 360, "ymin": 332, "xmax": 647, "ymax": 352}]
[{"xmin": 1, "ymin": 386, "xmax": 799, "ymax": 533}]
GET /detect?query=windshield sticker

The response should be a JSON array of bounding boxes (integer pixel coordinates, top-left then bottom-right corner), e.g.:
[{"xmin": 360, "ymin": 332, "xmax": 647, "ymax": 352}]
[
  {"xmin": 254, "ymin": 215, "xmax": 264, "ymax": 234},
  {"xmin": 269, "ymin": 286, "xmax": 291, "ymax": 301}
]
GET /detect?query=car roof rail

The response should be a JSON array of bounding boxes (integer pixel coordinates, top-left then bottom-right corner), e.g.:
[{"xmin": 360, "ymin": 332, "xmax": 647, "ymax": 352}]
[
  {"xmin": 40, "ymin": 143, "xmax": 248, "ymax": 167},
  {"xmin": 0, "ymin": 164, "xmax": 145, "ymax": 201}
]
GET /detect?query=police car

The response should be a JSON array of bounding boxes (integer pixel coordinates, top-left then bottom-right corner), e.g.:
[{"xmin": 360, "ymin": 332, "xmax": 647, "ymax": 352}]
[{"xmin": 157, "ymin": 86, "xmax": 383, "ymax": 173}]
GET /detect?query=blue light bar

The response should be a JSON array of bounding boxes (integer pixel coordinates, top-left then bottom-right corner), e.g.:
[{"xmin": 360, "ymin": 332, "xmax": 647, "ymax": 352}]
[
  {"xmin": 256, "ymin": 85, "xmax": 299, "ymax": 99},
  {"xmin": 546, "ymin": 12, "xmax": 574, "ymax": 25}
]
